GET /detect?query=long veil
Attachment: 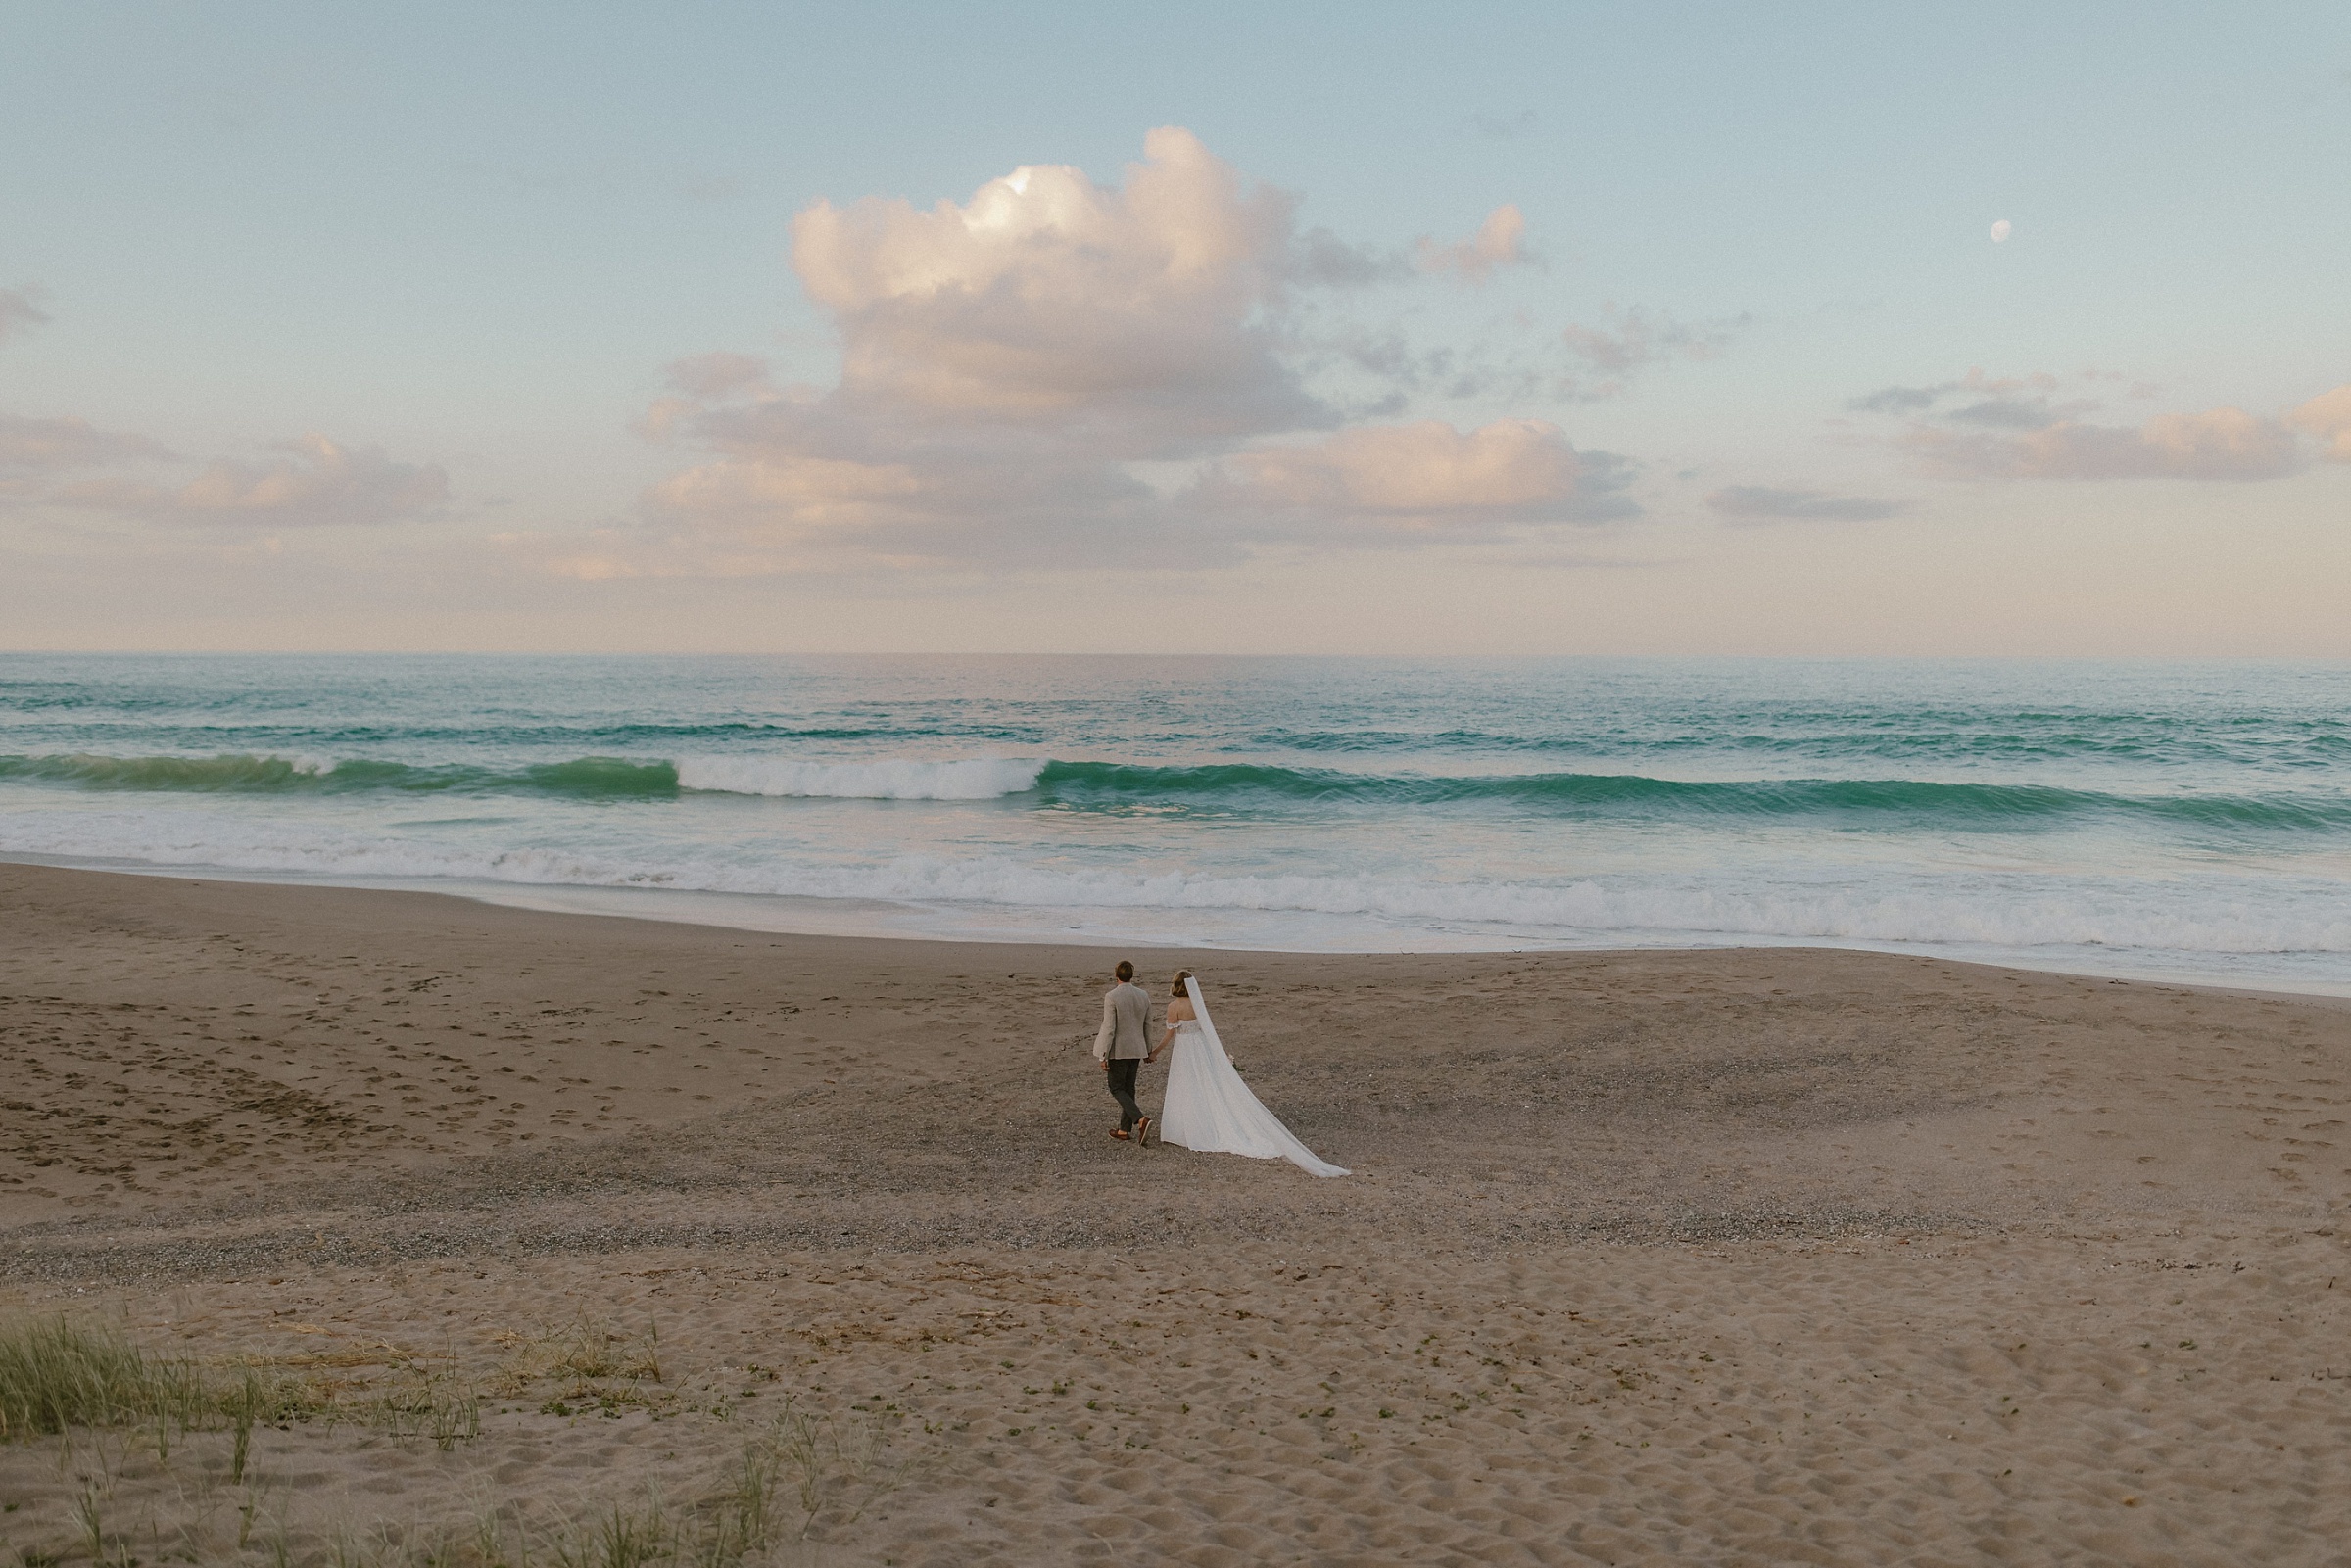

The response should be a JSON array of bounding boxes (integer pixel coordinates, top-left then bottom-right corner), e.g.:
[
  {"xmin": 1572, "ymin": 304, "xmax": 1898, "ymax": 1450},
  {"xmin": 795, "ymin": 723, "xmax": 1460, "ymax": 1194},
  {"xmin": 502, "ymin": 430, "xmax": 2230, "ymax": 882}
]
[
  {"xmin": 1184, "ymin": 976, "xmax": 1234, "ymax": 1065},
  {"xmin": 1182, "ymin": 977, "xmax": 1349, "ymax": 1177}
]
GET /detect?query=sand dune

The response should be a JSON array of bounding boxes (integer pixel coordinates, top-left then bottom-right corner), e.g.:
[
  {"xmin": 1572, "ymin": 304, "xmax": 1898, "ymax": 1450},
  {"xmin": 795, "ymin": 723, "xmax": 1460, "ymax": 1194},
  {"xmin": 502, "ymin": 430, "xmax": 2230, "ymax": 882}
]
[{"xmin": 4, "ymin": 863, "xmax": 2349, "ymax": 1564}]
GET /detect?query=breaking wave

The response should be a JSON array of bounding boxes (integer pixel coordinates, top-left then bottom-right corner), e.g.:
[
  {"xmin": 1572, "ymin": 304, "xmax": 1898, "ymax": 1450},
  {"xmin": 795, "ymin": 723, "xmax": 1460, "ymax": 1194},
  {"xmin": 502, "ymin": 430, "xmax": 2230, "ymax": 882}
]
[{"xmin": 6, "ymin": 750, "xmax": 2346, "ymax": 832}]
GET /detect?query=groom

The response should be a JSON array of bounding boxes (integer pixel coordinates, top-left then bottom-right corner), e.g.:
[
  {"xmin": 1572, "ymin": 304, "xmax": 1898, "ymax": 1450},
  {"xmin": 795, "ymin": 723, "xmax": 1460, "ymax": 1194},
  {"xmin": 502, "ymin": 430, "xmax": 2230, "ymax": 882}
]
[{"xmin": 1093, "ymin": 960, "xmax": 1155, "ymax": 1146}]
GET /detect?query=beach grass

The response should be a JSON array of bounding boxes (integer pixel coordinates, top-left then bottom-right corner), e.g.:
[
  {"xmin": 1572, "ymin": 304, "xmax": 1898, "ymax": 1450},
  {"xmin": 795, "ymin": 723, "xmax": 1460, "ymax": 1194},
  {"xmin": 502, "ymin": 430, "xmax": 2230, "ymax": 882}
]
[
  {"xmin": 0, "ymin": 1311, "xmax": 913, "ymax": 1568},
  {"xmin": 0, "ymin": 1316, "xmax": 214, "ymax": 1442},
  {"xmin": 492, "ymin": 1316, "xmax": 663, "ymax": 1401},
  {"xmin": 0, "ymin": 1314, "xmax": 358, "ymax": 1454},
  {"xmin": 14, "ymin": 1423, "xmax": 880, "ymax": 1568}
]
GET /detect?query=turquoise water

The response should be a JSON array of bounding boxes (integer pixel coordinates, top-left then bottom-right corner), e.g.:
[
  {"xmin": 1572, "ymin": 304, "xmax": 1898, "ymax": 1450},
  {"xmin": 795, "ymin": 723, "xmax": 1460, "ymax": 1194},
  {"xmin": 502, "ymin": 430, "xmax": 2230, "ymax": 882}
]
[{"xmin": 2, "ymin": 654, "xmax": 2346, "ymax": 991}]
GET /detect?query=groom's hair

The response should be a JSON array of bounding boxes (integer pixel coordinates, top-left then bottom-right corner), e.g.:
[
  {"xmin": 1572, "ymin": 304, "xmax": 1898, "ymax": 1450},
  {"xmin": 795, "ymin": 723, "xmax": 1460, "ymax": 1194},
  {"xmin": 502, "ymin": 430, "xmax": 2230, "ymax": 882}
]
[{"xmin": 1115, "ymin": 961, "xmax": 1134, "ymax": 982}]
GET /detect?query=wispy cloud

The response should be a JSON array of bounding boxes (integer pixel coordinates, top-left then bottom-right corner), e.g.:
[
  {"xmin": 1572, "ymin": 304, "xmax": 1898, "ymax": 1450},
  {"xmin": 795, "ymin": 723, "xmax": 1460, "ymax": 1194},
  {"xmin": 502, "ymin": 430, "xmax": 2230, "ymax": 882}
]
[
  {"xmin": 0, "ymin": 412, "xmax": 169, "ymax": 472},
  {"xmin": 1414, "ymin": 206, "xmax": 1533, "ymax": 283},
  {"xmin": 1940, "ymin": 397, "xmax": 2074, "ymax": 430},
  {"xmin": 1302, "ymin": 299, "xmax": 1751, "ymax": 412},
  {"xmin": 1705, "ymin": 485, "xmax": 1904, "ymax": 522},
  {"xmin": 0, "ymin": 285, "xmax": 49, "ymax": 344},
  {"xmin": 54, "ymin": 435, "xmax": 449, "ymax": 526},
  {"xmin": 1847, "ymin": 368, "xmax": 2060, "ymax": 417},
  {"xmin": 1851, "ymin": 367, "xmax": 2327, "ymax": 483},
  {"xmin": 1847, "ymin": 385, "xmax": 1942, "ymax": 414},
  {"xmin": 1907, "ymin": 406, "xmax": 2301, "ymax": 482},
  {"xmin": 2, "ymin": 293, "xmax": 449, "ymax": 529},
  {"xmin": 1853, "ymin": 369, "xmax": 2094, "ymax": 432},
  {"xmin": 1557, "ymin": 306, "xmax": 1749, "ymax": 399}
]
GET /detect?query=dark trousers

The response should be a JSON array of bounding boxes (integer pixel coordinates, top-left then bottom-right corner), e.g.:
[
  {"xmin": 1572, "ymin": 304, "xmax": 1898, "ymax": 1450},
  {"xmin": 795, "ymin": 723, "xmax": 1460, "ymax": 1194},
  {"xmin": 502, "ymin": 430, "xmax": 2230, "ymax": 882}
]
[{"xmin": 1105, "ymin": 1057, "xmax": 1142, "ymax": 1131}]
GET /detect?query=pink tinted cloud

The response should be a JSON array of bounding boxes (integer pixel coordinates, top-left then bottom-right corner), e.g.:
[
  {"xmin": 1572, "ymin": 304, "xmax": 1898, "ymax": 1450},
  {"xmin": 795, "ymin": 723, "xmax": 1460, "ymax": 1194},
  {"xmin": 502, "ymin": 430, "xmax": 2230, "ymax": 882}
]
[
  {"xmin": 55, "ymin": 435, "xmax": 449, "ymax": 526},
  {"xmin": 622, "ymin": 130, "xmax": 1613, "ymax": 576},
  {"xmin": 1414, "ymin": 206, "xmax": 1531, "ymax": 283},
  {"xmin": 2286, "ymin": 384, "xmax": 2351, "ymax": 461},
  {"xmin": 789, "ymin": 125, "xmax": 1318, "ymax": 451},
  {"xmin": 1199, "ymin": 418, "xmax": 1635, "ymax": 535},
  {"xmin": 1907, "ymin": 405, "xmax": 2301, "ymax": 482},
  {"xmin": 1852, "ymin": 368, "xmax": 2339, "ymax": 483},
  {"xmin": 0, "ymin": 412, "xmax": 169, "ymax": 471}
]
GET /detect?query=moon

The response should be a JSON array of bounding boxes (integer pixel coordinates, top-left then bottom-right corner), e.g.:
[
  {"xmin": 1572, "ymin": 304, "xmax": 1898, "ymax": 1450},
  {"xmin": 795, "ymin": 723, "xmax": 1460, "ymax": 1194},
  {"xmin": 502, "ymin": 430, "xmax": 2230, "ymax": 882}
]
[{"xmin": 1990, "ymin": 219, "xmax": 2013, "ymax": 243}]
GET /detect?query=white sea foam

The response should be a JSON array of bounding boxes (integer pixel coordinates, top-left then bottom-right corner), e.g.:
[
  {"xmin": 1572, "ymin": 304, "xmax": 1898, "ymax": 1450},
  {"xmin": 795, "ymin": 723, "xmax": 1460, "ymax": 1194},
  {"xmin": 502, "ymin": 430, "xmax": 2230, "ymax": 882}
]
[
  {"xmin": 9, "ymin": 656, "xmax": 2346, "ymax": 997},
  {"xmin": 673, "ymin": 755, "xmax": 1044, "ymax": 800},
  {"xmin": 7, "ymin": 807, "xmax": 2347, "ymax": 961}
]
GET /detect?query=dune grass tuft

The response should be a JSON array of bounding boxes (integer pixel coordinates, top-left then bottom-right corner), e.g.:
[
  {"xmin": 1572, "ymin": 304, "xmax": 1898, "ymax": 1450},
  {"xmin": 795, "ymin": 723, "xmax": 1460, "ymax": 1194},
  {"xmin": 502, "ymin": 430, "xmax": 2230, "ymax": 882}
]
[
  {"xmin": 0, "ymin": 1315, "xmax": 326, "ymax": 1447},
  {"xmin": 0, "ymin": 1316, "xmax": 210, "ymax": 1441}
]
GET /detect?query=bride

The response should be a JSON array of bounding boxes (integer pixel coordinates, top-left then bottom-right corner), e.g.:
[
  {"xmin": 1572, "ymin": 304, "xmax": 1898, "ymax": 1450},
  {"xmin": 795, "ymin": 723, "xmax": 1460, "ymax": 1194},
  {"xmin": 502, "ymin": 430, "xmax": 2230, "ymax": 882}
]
[{"xmin": 1145, "ymin": 971, "xmax": 1348, "ymax": 1177}]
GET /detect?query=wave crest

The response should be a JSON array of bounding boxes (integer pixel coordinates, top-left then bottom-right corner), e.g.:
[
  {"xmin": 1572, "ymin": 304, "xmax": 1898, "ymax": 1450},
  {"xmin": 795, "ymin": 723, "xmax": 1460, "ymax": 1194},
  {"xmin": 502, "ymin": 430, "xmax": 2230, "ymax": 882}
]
[
  {"xmin": 675, "ymin": 756, "xmax": 1044, "ymax": 800},
  {"xmin": 1032, "ymin": 761, "xmax": 2351, "ymax": 832},
  {"xmin": 0, "ymin": 751, "xmax": 682, "ymax": 799},
  {"xmin": 6, "ymin": 750, "xmax": 2349, "ymax": 829},
  {"xmin": 0, "ymin": 751, "xmax": 342, "ymax": 790}
]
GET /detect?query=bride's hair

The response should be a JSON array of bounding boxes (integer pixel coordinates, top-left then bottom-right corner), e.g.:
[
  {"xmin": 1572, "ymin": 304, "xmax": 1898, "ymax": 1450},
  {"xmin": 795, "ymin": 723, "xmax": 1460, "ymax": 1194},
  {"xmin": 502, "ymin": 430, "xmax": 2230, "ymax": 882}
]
[{"xmin": 1171, "ymin": 969, "xmax": 1193, "ymax": 996}]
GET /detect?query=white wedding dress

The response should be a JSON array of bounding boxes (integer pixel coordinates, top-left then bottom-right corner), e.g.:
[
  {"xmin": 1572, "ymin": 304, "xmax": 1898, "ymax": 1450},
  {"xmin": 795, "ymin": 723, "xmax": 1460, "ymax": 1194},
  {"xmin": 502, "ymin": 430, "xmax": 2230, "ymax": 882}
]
[{"xmin": 1157, "ymin": 978, "xmax": 1347, "ymax": 1177}]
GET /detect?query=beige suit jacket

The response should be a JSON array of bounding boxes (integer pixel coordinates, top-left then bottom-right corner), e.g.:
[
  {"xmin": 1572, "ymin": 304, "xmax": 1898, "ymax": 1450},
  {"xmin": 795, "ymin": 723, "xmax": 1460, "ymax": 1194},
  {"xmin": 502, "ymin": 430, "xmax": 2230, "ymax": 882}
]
[{"xmin": 1094, "ymin": 982, "xmax": 1155, "ymax": 1061}]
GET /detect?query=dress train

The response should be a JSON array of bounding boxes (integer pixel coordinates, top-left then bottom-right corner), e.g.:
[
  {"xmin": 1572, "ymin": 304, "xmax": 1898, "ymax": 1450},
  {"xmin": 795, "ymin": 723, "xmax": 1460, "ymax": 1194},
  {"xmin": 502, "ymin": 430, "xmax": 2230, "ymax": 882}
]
[{"xmin": 1156, "ymin": 977, "xmax": 1347, "ymax": 1178}]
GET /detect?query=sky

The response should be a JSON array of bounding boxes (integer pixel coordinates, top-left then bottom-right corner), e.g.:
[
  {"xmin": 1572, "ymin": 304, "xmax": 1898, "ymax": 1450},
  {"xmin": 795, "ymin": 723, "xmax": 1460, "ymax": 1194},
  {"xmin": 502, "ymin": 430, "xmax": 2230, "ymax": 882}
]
[{"xmin": 2, "ymin": 1, "xmax": 2347, "ymax": 656}]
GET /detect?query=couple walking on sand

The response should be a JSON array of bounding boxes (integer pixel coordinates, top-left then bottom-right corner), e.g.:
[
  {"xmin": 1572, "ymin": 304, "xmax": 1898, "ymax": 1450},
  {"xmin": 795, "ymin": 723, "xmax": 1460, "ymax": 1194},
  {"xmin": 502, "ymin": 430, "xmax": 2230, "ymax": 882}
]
[{"xmin": 1093, "ymin": 960, "xmax": 1347, "ymax": 1178}]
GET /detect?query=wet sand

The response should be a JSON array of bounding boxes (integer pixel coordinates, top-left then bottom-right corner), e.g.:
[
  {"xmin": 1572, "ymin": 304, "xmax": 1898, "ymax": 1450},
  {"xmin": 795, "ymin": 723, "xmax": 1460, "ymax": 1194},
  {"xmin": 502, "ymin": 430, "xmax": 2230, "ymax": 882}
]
[{"xmin": 4, "ymin": 862, "xmax": 2349, "ymax": 1564}]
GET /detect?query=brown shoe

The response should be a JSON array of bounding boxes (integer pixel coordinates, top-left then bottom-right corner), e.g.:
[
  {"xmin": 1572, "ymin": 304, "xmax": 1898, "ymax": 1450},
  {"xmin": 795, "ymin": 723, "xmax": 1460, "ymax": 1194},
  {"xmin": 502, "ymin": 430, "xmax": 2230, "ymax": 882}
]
[
  {"xmin": 1135, "ymin": 1116, "xmax": 1154, "ymax": 1148},
  {"xmin": 1109, "ymin": 1127, "xmax": 1130, "ymax": 1141}
]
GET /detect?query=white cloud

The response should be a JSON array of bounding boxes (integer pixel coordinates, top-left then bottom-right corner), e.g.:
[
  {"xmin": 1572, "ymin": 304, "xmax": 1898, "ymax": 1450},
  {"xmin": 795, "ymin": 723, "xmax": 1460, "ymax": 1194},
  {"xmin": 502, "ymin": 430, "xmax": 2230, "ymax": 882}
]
[
  {"xmin": 622, "ymin": 130, "xmax": 1622, "ymax": 576},
  {"xmin": 55, "ymin": 435, "xmax": 449, "ymax": 526},
  {"xmin": 1414, "ymin": 206, "xmax": 1531, "ymax": 283},
  {"xmin": 789, "ymin": 125, "xmax": 1319, "ymax": 451},
  {"xmin": 2286, "ymin": 384, "xmax": 2351, "ymax": 461}
]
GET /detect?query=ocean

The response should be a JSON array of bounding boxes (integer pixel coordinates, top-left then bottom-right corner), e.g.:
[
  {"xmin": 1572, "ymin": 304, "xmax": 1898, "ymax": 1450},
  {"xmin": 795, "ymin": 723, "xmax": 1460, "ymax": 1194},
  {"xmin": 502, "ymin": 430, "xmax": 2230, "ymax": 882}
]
[{"xmin": 2, "ymin": 654, "xmax": 2345, "ymax": 993}]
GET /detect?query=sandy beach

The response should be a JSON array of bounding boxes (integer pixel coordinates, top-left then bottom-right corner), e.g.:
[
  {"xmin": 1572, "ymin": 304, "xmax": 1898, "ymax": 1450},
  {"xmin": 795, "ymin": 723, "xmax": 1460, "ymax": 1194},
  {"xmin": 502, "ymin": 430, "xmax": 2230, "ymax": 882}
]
[{"xmin": 4, "ymin": 861, "xmax": 2349, "ymax": 1565}]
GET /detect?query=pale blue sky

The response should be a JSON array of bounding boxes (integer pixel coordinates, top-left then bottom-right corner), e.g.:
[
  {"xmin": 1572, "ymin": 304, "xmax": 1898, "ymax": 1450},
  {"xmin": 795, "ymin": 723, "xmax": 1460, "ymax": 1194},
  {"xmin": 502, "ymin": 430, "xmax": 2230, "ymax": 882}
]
[{"xmin": 3, "ymin": 2, "xmax": 2347, "ymax": 653}]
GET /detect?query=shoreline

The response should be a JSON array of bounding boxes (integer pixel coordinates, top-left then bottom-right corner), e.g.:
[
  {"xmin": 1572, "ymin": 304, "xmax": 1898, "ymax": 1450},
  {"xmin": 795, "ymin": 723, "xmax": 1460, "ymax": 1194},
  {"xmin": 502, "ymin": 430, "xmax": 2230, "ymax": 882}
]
[
  {"xmin": 10, "ymin": 850, "xmax": 2347, "ymax": 1003},
  {"xmin": 6, "ymin": 860, "xmax": 2350, "ymax": 1562}
]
